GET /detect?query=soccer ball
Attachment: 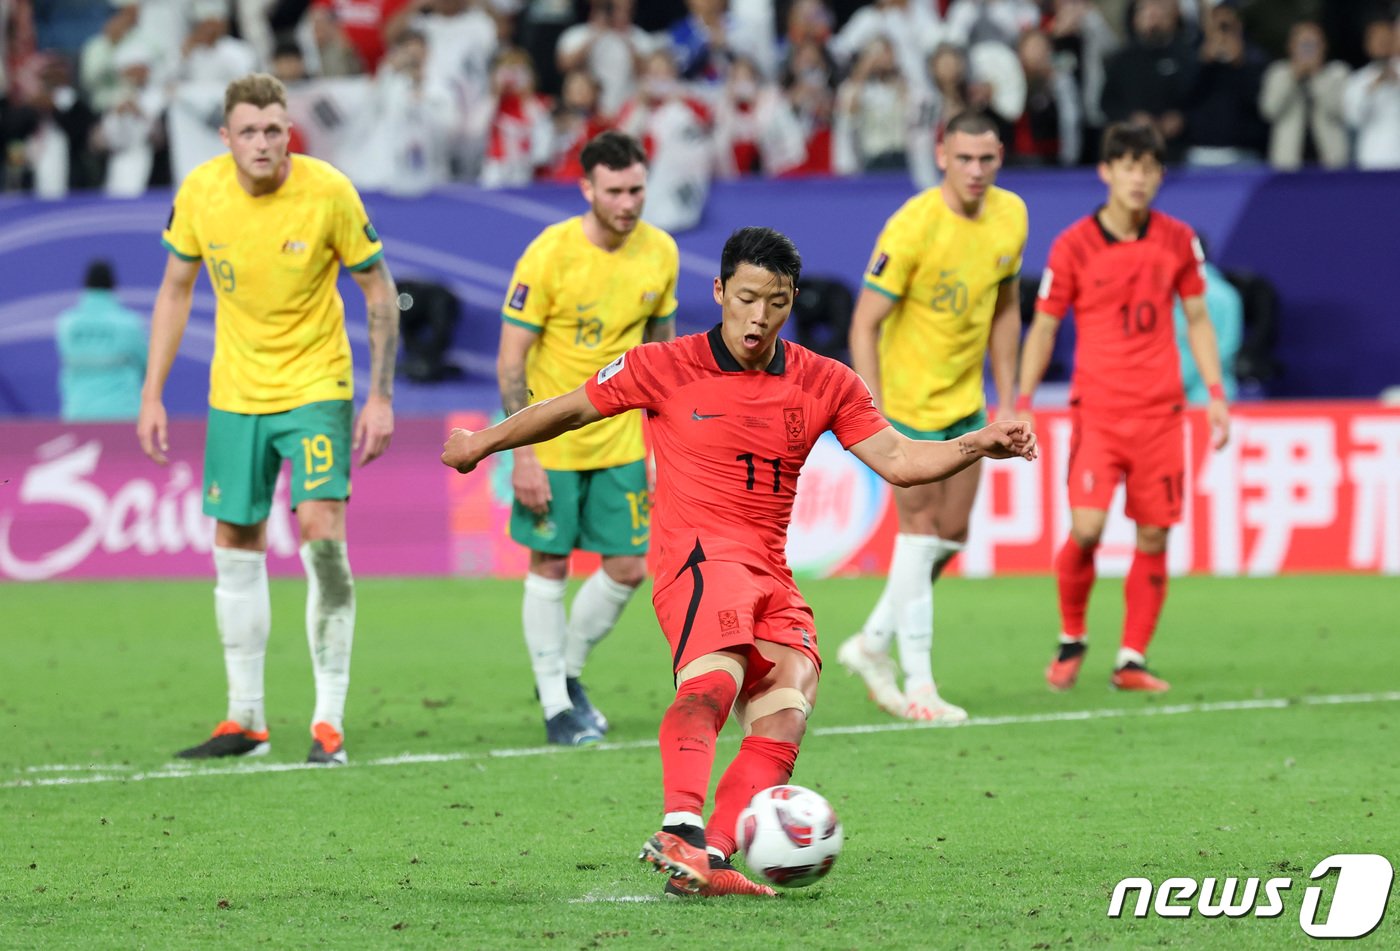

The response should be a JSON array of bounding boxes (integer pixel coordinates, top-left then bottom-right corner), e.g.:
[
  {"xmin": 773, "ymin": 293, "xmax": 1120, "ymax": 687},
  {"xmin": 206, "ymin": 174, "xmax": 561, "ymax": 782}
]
[{"xmin": 737, "ymin": 784, "xmax": 843, "ymax": 887}]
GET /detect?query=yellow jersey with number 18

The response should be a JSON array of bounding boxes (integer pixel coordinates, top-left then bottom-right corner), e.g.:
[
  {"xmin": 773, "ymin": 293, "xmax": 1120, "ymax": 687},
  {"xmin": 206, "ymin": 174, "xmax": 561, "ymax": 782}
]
[
  {"xmin": 161, "ymin": 153, "xmax": 384, "ymax": 415},
  {"xmin": 863, "ymin": 185, "xmax": 1027, "ymax": 432},
  {"xmin": 502, "ymin": 216, "xmax": 679, "ymax": 471}
]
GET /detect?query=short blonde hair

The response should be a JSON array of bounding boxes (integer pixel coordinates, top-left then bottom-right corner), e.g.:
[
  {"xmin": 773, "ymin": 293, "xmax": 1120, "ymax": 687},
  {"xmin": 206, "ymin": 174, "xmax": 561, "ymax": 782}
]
[{"xmin": 223, "ymin": 73, "xmax": 287, "ymax": 120}]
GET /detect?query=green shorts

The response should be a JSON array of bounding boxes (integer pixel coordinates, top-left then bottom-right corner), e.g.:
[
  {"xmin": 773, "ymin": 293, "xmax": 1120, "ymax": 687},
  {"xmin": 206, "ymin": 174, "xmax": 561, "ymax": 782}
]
[
  {"xmin": 508, "ymin": 460, "xmax": 650, "ymax": 557},
  {"xmin": 203, "ymin": 400, "xmax": 353, "ymax": 525},
  {"xmin": 889, "ymin": 408, "xmax": 988, "ymax": 442}
]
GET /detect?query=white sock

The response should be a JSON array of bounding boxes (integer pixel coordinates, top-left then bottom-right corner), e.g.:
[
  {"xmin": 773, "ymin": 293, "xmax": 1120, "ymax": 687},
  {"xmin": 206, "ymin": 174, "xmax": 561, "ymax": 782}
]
[
  {"xmin": 565, "ymin": 570, "xmax": 636, "ymax": 678},
  {"xmin": 929, "ymin": 537, "xmax": 964, "ymax": 581},
  {"xmin": 889, "ymin": 533, "xmax": 941, "ymax": 694},
  {"xmin": 663, "ymin": 811, "xmax": 704, "ymax": 830},
  {"xmin": 301, "ymin": 540, "xmax": 355, "ymax": 734},
  {"xmin": 1116, "ymin": 647, "xmax": 1146, "ymax": 669},
  {"xmin": 523, "ymin": 573, "xmax": 570, "ymax": 719},
  {"xmin": 859, "ymin": 584, "xmax": 896, "ymax": 653},
  {"xmin": 213, "ymin": 546, "xmax": 271, "ymax": 733}
]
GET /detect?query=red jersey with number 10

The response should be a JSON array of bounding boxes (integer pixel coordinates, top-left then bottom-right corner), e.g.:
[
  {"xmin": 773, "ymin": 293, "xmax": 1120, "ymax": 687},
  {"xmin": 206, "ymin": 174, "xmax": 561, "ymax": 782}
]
[
  {"xmin": 584, "ymin": 327, "xmax": 888, "ymax": 577},
  {"xmin": 1037, "ymin": 209, "xmax": 1206, "ymax": 415}
]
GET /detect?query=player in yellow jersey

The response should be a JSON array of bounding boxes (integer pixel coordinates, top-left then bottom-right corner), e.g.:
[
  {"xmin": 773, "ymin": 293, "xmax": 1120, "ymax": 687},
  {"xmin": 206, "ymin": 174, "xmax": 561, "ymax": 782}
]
[
  {"xmin": 136, "ymin": 74, "xmax": 399, "ymax": 766},
  {"xmin": 498, "ymin": 131, "xmax": 678, "ymax": 745},
  {"xmin": 837, "ymin": 111, "xmax": 1027, "ymax": 723}
]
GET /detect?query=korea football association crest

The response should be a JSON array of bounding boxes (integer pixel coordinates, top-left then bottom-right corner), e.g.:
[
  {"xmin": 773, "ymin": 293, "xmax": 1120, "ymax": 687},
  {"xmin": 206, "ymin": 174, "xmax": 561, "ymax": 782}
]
[{"xmin": 784, "ymin": 406, "xmax": 806, "ymax": 452}]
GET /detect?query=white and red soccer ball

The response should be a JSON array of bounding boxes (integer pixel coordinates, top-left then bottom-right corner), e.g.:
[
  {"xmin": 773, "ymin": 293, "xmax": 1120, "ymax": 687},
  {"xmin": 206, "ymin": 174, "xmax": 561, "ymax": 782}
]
[{"xmin": 737, "ymin": 784, "xmax": 843, "ymax": 887}]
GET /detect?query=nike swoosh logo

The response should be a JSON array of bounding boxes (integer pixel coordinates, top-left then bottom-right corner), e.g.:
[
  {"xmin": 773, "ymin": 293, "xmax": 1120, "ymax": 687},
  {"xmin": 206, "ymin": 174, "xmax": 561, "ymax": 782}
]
[
  {"xmin": 939, "ymin": 268, "xmax": 956, "ymax": 279},
  {"xmin": 630, "ymin": 534, "xmax": 648, "ymax": 546},
  {"xmin": 303, "ymin": 476, "xmax": 333, "ymax": 491},
  {"xmin": 692, "ymin": 410, "xmax": 725, "ymax": 421},
  {"xmin": 208, "ymin": 242, "xmax": 228, "ymax": 250},
  {"xmin": 576, "ymin": 302, "xmax": 598, "ymax": 312}
]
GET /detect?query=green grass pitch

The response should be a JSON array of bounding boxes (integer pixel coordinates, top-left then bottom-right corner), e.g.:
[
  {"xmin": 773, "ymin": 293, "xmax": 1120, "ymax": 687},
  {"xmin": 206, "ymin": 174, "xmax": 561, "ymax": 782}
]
[{"xmin": 1, "ymin": 575, "xmax": 1396, "ymax": 949}]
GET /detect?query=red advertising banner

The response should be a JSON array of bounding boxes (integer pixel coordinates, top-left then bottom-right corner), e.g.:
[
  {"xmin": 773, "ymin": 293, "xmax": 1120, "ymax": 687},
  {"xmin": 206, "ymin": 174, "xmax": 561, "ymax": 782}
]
[
  {"xmin": 2, "ymin": 403, "xmax": 1396, "ymax": 581},
  {"xmin": 801, "ymin": 403, "xmax": 1400, "ymax": 578}
]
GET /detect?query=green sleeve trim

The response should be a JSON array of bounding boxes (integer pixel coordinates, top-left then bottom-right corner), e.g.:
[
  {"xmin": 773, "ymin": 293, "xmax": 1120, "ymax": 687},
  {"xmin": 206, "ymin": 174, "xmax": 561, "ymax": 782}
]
[
  {"xmin": 161, "ymin": 238, "xmax": 200, "ymax": 262},
  {"xmin": 502, "ymin": 313, "xmax": 542, "ymax": 333},
  {"xmin": 863, "ymin": 280, "xmax": 900, "ymax": 301},
  {"xmin": 346, "ymin": 249, "xmax": 384, "ymax": 273},
  {"xmin": 648, "ymin": 308, "xmax": 677, "ymax": 324}
]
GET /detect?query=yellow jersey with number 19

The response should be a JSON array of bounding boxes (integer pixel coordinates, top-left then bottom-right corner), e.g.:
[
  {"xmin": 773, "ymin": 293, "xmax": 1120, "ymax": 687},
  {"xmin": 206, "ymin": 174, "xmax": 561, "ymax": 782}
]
[
  {"xmin": 863, "ymin": 185, "xmax": 1027, "ymax": 432},
  {"xmin": 161, "ymin": 153, "xmax": 384, "ymax": 415},
  {"xmin": 502, "ymin": 216, "xmax": 679, "ymax": 471}
]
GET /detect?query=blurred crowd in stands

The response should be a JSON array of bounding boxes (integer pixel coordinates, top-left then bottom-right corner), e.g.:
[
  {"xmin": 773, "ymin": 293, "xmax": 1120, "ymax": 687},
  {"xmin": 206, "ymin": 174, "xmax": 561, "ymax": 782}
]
[{"xmin": 3, "ymin": 0, "xmax": 1398, "ymax": 202}]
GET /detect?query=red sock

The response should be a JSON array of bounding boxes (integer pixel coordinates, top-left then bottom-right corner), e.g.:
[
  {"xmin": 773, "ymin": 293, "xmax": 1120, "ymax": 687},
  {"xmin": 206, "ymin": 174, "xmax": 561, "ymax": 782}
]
[
  {"xmin": 1123, "ymin": 549, "xmax": 1168, "ymax": 656},
  {"xmin": 705, "ymin": 736, "xmax": 800, "ymax": 859},
  {"xmin": 658, "ymin": 671, "xmax": 738, "ymax": 815},
  {"xmin": 1055, "ymin": 536, "xmax": 1097, "ymax": 638}
]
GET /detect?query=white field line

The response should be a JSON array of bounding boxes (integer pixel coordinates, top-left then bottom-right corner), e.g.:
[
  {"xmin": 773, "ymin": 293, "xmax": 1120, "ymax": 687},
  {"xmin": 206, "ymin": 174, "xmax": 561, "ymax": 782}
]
[{"xmin": 6, "ymin": 691, "xmax": 1398, "ymax": 791}]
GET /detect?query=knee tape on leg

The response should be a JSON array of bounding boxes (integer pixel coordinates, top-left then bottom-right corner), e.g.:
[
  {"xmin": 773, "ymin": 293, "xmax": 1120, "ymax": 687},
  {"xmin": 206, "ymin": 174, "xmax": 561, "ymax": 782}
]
[
  {"xmin": 676, "ymin": 653, "xmax": 744, "ymax": 694},
  {"xmin": 737, "ymin": 687, "xmax": 811, "ymax": 735}
]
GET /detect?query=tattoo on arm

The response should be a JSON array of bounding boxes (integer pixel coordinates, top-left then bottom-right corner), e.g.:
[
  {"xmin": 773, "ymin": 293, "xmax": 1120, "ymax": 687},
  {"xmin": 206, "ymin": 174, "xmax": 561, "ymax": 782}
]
[
  {"xmin": 366, "ymin": 260, "xmax": 399, "ymax": 399},
  {"xmin": 500, "ymin": 365, "xmax": 529, "ymax": 417},
  {"xmin": 957, "ymin": 437, "xmax": 977, "ymax": 456}
]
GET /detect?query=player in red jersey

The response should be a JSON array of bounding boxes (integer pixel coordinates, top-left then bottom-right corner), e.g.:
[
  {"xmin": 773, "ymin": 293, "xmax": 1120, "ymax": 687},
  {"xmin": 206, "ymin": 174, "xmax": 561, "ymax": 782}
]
[
  {"xmin": 443, "ymin": 227, "xmax": 1038, "ymax": 897},
  {"xmin": 1015, "ymin": 123, "xmax": 1231, "ymax": 694}
]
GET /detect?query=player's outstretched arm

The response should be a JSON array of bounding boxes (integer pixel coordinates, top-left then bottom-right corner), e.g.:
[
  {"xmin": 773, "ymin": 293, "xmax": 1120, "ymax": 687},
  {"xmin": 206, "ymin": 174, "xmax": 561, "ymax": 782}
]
[
  {"xmin": 137, "ymin": 254, "xmax": 201, "ymax": 465},
  {"xmin": 849, "ymin": 421, "xmax": 1037, "ymax": 487},
  {"xmin": 441, "ymin": 385, "xmax": 605, "ymax": 475},
  {"xmin": 352, "ymin": 259, "xmax": 399, "ymax": 466}
]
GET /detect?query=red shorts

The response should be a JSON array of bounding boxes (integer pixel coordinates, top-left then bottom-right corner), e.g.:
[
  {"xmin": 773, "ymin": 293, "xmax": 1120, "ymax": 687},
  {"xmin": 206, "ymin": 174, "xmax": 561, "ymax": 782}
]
[
  {"xmin": 651, "ymin": 557, "xmax": 821, "ymax": 684},
  {"xmin": 1067, "ymin": 408, "xmax": 1185, "ymax": 526}
]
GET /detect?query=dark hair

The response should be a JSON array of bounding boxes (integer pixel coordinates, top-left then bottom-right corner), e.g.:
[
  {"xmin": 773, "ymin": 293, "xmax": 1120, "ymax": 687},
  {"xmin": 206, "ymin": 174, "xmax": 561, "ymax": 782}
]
[
  {"xmin": 944, "ymin": 110, "xmax": 1001, "ymax": 139},
  {"xmin": 84, "ymin": 260, "xmax": 115, "ymax": 290},
  {"xmin": 271, "ymin": 37, "xmax": 303, "ymax": 60},
  {"xmin": 1101, "ymin": 121, "xmax": 1166, "ymax": 164},
  {"xmin": 580, "ymin": 131, "xmax": 648, "ymax": 176},
  {"xmin": 720, "ymin": 227, "xmax": 802, "ymax": 288}
]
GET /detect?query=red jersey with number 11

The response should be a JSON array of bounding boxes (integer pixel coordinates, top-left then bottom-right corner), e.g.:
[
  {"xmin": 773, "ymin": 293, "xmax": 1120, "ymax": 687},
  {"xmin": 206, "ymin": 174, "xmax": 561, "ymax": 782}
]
[
  {"xmin": 1037, "ymin": 209, "xmax": 1206, "ymax": 416},
  {"xmin": 584, "ymin": 326, "xmax": 888, "ymax": 577}
]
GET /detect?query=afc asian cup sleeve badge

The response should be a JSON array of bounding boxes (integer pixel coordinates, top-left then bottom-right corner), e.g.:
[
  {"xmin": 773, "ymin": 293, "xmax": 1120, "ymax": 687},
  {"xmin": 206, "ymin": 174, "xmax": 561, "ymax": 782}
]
[
  {"xmin": 508, "ymin": 282, "xmax": 529, "ymax": 311},
  {"xmin": 597, "ymin": 353, "xmax": 626, "ymax": 384},
  {"xmin": 869, "ymin": 252, "xmax": 889, "ymax": 277}
]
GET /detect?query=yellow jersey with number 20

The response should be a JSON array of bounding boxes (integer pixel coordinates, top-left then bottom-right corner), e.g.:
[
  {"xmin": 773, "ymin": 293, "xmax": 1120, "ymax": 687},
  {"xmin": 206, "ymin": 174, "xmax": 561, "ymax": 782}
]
[
  {"xmin": 502, "ymin": 215, "xmax": 678, "ymax": 471},
  {"xmin": 162, "ymin": 153, "xmax": 384, "ymax": 415},
  {"xmin": 863, "ymin": 185, "xmax": 1027, "ymax": 432}
]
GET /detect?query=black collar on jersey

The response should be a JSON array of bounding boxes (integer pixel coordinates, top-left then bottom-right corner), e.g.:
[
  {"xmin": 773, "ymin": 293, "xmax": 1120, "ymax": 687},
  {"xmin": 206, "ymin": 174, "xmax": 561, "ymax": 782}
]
[
  {"xmin": 1094, "ymin": 205, "xmax": 1152, "ymax": 243},
  {"xmin": 707, "ymin": 323, "xmax": 787, "ymax": 375}
]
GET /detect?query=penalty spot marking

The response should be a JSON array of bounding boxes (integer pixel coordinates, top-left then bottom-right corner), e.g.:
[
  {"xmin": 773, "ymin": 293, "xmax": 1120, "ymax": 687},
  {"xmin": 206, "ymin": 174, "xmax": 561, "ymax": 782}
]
[{"xmin": 6, "ymin": 690, "xmax": 1398, "ymax": 790}]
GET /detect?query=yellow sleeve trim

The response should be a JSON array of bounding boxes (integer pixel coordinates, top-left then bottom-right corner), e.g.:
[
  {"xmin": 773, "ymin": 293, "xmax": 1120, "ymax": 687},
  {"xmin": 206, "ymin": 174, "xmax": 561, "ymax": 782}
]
[
  {"xmin": 863, "ymin": 280, "xmax": 900, "ymax": 301},
  {"xmin": 161, "ymin": 238, "xmax": 200, "ymax": 262},
  {"xmin": 347, "ymin": 249, "xmax": 384, "ymax": 272},
  {"xmin": 502, "ymin": 313, "xmax": 542, "ymax": 333}
]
